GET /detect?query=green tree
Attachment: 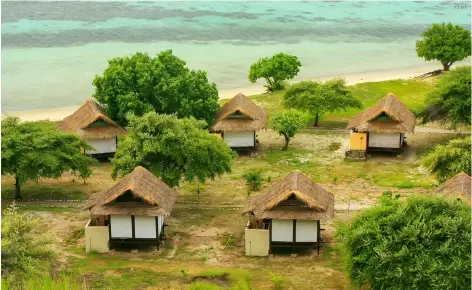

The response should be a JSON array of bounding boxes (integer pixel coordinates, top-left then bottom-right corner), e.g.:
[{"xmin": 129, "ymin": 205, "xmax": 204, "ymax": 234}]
[
  {"xmin": 1, "ymin": 117, "xmax": 97, "ymax": 199},
  {"xmin": 112, "ymin": 112, "xmax": 234, "ymax": 188},
  {"xmin": 269, "ymin": 110, "xmax": 307, "ymax": 151},
  {"xmin": 422, "ymin": 137, "xmax": 471, "ymax": 182},
  {"xmin": 1, "ymin": 204, "xmax": 54, "ymax": 273},
  {"xmin": 93, "ymin": 50, "xmax": 219, "ymax": 127},
  {"xmin": 416, "ymin": 23, "xmax": 471, "ymax": 71},
  {"xmin": 284, "ymin": 78, "xmax": 361, "ymax": 127},
  {"xmin": 420, "ymin": 66, "xmax": 471, "ymax": 127},
  {"xmin": 337, "ymin": 196, "xmax": 471, "ymax": 290},
  {"xmin": 248, "ymin": 53, "xmax": 301, "ymax": 92}
]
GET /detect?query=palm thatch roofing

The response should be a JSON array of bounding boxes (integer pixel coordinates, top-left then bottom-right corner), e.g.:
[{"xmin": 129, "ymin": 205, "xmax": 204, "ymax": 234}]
[
  {"xmin": 243, "ymin": 171, "xmax": 335, "ymax": 220},
  {"xmin": 57, "ymin": 98, "xmax": 127, "ymax": 139},
  {"xmin": 211, "ymin": 93, "xmax": 268, "ymax": 132},
  {"xmin": 347, "ymin": 93, "xmax": 416, "ymax": 133},
  {"xmin": 435, "ymin": 172, "xmax": 471, "ymax": 204},
  {"xmin": 83, "ymin": 166, "xmax": 178, "ymax": 216}
]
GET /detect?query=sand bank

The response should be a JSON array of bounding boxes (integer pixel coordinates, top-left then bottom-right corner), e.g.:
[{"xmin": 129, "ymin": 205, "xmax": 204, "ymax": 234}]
[{"xmin": 2, "ymin": 64, "xmax": 442, "ymax": 122}]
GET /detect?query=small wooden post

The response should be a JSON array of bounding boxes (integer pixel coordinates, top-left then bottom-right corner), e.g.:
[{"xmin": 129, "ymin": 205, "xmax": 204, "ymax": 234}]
[
  {"xmin": 131, "ymin": 215, "xmax": 136, "ymax": 239},
  {"xmin": 317, "ymin": 220, "xmax": 321, "ymax": 255},
  {"xmin": 155, "ymin": 216, "xmax": 160, "ymax": 250},
  {"xmin": 108, "ymin": 215, "xmax": 113, "ymax": 250}
]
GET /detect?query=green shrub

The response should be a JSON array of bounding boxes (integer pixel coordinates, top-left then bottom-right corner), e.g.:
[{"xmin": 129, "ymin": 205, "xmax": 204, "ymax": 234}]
[
  {"xmin": 327, "ymin": 142, "xmax": 342, "ymax": 151},
  {"xmin": 337, "ymin": 196, "xmax": 471, "ymax": 289},
  {"xmin": 2, "ymin": 273, "xmax": 86, "ymax": 290},
  {"xmin": 242, "ymin": 170, "xmax": 264, "ymax": 191},
  {"xmin": 1, "ymin": 204, "xmax": 54, "ymax": 273},
  {"xmin": 269, "ymin": 272, "xmax": 284, "ymax": 289}
]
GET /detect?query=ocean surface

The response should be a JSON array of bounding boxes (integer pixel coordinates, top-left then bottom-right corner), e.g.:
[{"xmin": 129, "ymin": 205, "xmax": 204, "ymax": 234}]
[{"xmin": 1, "ymin": 0, "xmax": 471, "ymax": 112}]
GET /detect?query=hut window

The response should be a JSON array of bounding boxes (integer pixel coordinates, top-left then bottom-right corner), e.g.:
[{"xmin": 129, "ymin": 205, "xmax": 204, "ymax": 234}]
[
  {"xmin": 226, "ymin": 111, "xmax": 252, "ymax": 120},
  {"xmin": 114, "ymin": 190, "xmax": 147, "ymax": 203},
  {"xmin": 88, "ymin": 118, "xmax": 109, "ymax": 128},
  {"xmin": 374, "ymin": 112, "xmax": 393, "ymax": 122}
]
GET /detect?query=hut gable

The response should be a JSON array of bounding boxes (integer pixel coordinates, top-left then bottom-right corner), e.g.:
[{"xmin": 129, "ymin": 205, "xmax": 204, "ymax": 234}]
[
  {"xmin": 211, "ymin": 93, "xmax": 268, "ymax": 132},
  {"xmin": 58, "ymin": 98, "xmax": 127, "ymax": 139},
  {"xmin": 243, "ymin": 171, "xmax": 335, "ymax": 220},
  {"xmin": 436, "ymin": 172, "xmax": 471, "ymax": 203},
  {"xmin": 83, "ymin": 166, "xmax": 178, "ymax": 216},
  {"xmin": 347, "ymin": 93, "xmax": 416, "ymax": 133}
]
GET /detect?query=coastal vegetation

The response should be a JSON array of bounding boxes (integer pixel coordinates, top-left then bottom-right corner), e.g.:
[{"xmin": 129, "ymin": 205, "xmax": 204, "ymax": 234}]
[
  {"xmin": 416, "ymin": 22, "xmax": 471, "ymax": 71},
  {"xmin": 337, "ymin": 195, "xmax": 471, "ymax": 290},
  {"xmin": 269, "ymin": 110, "xmax": 307, "ymax": 151},
  {"xmin": 112, "ymin": 112, "xmax": 234, "ymax": 188},
  {"xmin": 422, "ymin": 137, "xmax": 471, "ymax": 182},
  {"xmin": 283, "ymin": 78, "xmax": 362, "ymax": 127},
  {"xmin": 1, "ymin": 117, "xmax": 96, "ymax": 199},
  {"xmin": 92, "ymin": 50, "xmax": 219, "ymax": 127},
  {"xmin": 420, "ymin": 65, "xmax": 471, "ymax": 127},
  {"xmin": 248, "ymin": 52, "xmax": 301, "ymax": 92}
]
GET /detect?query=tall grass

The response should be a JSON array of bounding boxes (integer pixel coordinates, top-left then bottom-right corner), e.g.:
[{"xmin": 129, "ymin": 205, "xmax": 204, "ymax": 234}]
[{"xmin": 2, "ymin": 274, "xmax": 87, "ymax": 290}]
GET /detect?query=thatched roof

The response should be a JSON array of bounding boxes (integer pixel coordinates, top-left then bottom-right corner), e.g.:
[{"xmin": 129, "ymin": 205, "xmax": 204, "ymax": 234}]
[
  {"xmin": 57, "ymin": 98, "xmax": 127, "ymax": 139},
  {"xmin": 243, "ymin": 171, "xmax": 335, "ymax": 220},
  {"xmin": 83, "ymin": 166, "xmax": 178, "ymax": 216},
  {"xmin": 347, "ymin": 93, "xmax": 416, "ymax": 133},
  {"xmin": 436, "ymin": 172, "xmax": 471, "ymax": 204},
  {"xmin": 211, "ymin": 93, "xmax": 268, "ymax": 132}
]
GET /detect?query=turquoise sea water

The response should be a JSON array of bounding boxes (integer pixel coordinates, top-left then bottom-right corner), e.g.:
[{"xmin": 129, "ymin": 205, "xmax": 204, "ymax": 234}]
[{"xmin": 1, "ymin": 1, "xmax": 470, "ymax": 112}]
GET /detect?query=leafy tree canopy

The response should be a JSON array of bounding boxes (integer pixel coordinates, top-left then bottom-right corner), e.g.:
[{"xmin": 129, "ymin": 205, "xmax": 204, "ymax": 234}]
[
  {"xmin": 93, "ymin": 50, "xmax": 219, "ymax": 127},
  {"xmin": 416, "ymin": 23, "xmax": 471, "ymax": 71},
  {"xmin": 112, "ymin": 112, "xmax": 234, "ymax": 187},
  {"xmin": 269, "ymin": 110, "xmax": 307, "ymax": 151},
  {"xmin": 422, "ymin": 137, "xmax": 471, "ymax": 182},
  {"xmin": 284, "ymin": 78, "xmax": 361, "ymax": 126},
  {"xmin": 337, "ymin": 195, "xmax": 471, "ymax": 290},
  {"xmin": 2, "ymin": 204, "xmax": 54, "ymax": 274},
  {"xmin": 248, "ymin": 53, "xmax": 301, "ymax": 92},
  {"xmin": 1, "ymin": 117, "xmax": 97, "ymax": 199},
  {"xmin": 420, "ymin": 66, "xmax": 471, "ymax": 127}
]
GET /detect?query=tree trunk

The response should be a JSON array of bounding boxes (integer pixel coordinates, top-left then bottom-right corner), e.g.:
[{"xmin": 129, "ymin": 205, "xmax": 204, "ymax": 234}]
[
  {"xmin": 14, "ymin": 176, "xmax": 21, "ymax": 200},
  {"xmin": 282, "ymin": 135, "xmax": 290, "ymax": 151},
  {"xmin": 314, "ymin": 114, "xmax": 320, "ymax": 127},
  {"xmin": 442, "ymin": 62, "xmax": 451, "ymax": 71},
  {"xmin": 197, "ymin": 180, "xmax": 200, "ymax": 210}
]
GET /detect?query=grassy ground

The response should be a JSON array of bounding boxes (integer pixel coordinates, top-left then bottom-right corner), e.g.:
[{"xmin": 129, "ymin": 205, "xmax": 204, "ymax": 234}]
[{"xmin": 2, "ymin": 75, "xmax": 461, "ymax": 289}]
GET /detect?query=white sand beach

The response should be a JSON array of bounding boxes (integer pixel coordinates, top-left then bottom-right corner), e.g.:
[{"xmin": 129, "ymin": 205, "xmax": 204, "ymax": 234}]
[{"xmin": 2, "ymin": 64, "xmax": 442, "ymax": 122}]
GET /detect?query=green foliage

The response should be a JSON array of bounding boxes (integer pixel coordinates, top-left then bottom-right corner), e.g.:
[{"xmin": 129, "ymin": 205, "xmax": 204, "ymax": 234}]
[
  {"xmin": 1, "ymin": 117, "xmax": 97, "ymax": 199},
  {"xmin": 284, "ymin": 78, "xmax": 361, "ymax": 126},
  {"xmin": 1, "ymin": 204, "xmax": 54, "ymax": 274},
  {"xmin": 93, "ymin": 50, "xmax": 219, "ymax": 127},
  {"xmin": 112, "ymin": 112, "xmax": 234, "ymax": 187},
  {"xmin": 416, "ymin": 23, "xmax": 471, "ymax": 71},
  {"xmin": 242, "ymin": 169, "xmax": 264, "ymax": 191},
  {"xmin": 327, "ymin": 142, "xmax": 342, "ymax": 151},
  {"xmin": 2, "ymin": 274, "xmax": 86, "ymax": 290},
  {"xmin": 269, "ymin": 272, "xmax": 284, "ymax": 289},
  {"xmin": 337, "ymin": 196, "xmax": 471, "ymax": 290},
  {"xmin": 420, "ymin": 66, "xmax": 471, "ymax": 126},
  {"xmin": 269, "ymin": 110, "xmax": 307, "ymax": 150},
  {"xmin": 422, "ymin": 137, "xmax": 471, "ymax": 182},
  {"xmin": 248, "ymin": 53, "xmax": 301, "ymax": 92}
]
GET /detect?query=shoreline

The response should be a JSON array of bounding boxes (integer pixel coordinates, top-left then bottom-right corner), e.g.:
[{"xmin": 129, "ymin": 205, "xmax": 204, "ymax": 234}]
[{"xmin": 2, "ymin": 64, "xmax": 444, "ymax": 122}]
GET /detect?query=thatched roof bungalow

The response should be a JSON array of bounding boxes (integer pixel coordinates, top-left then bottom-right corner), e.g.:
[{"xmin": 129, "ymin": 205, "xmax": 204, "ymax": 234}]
[
  {"xmin": 83, "ymin": 166, "xmax": 177, "ymax": 252},
  {"xmin": 58, "ymin": 98, "xmax": 127, "ymax": 156},
  {"xmin": 346, "ymin": 93, "xmax": 416, "ymax": 155},
  {"xmin": 211, "ymin": 93, "xmax": 268, "ymax": 149},
  {"xmin": 243, "ymin": 171, "xmax": 334, "ymax": 256},
  {"xmin": 435, "ymin": 172, "xmax": 471, "ymax": 204}
]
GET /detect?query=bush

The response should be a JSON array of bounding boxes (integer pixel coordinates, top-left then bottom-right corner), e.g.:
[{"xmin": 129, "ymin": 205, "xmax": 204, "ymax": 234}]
[
  {"xmin": 1, "ymin": 204, "xmax": 54, "ymax": 274},
  {"xmin": 2, "ymin": 274, "xmax": 86, "ymax": 290},
  {"xmin": 242, "ymin": 170, "xmax": 264, "ymax": 191},
  {"xmin": 337, "ymin": 196, "xmax": 471, "ymax": 289},
  {"xmin": 327, "ymin": 142, "xmax": 342, "ymax": 151},
  {"xmin": 188, "ymin": 282, "xmax": 222, "ymax": 290}
]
